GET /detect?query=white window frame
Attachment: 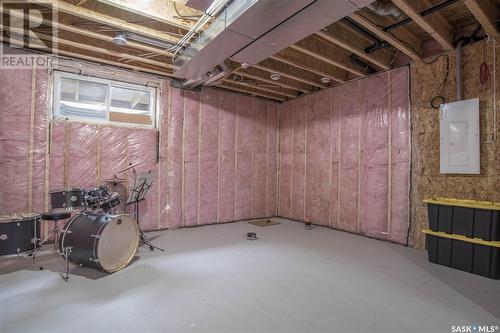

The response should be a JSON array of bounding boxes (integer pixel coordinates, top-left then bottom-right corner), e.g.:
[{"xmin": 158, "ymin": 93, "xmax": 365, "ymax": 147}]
[{"xmin": 53, "ymin": 71, "xmax": 158, "ymax": 129}]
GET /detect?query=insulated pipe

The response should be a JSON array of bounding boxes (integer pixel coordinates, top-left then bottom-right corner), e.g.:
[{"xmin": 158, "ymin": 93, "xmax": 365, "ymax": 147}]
[{"xmin": 456, "ymin": 39, "xmax": 463, "ymax": 101}]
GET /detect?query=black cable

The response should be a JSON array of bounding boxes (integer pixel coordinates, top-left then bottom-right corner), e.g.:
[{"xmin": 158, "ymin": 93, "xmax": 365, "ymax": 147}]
[
  {"xmin": 356, "ymin": 13, "xmax": 449, "ymax": 108},
  {"xmin": 421, "ymin": 54, "xmax": 450, "ymax": 109}
]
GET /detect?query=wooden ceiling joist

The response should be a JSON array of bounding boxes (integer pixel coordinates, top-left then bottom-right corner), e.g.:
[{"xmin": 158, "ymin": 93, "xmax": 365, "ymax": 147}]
[
  {"xmin": 222, "ymin": 77, "xmax": 297, "ymax": 98},
  {"xmin": 216, "ymin": 83, "xmax": 286, "ymax": 102},
  {"xmin": 252, "ymin": 62, "xmax": 327, "ymax": 89},
  {"xmin": 269, "ymin": 54, "xmax": 340, "ymax": 83},
  {"xmin": 315, "ymin": 29, "xmax": 390, "ymax": 70},
  {"xmin": 349, "ymin": 12, "xmax": 421, "ymax": 60},
  {"xmin": 33, "ymin": 0, "xmax": 180, "ymax": 44},
  {"xmin": 235, "ymin": 70, "xmax": 312, "ymax": 94},
  {"xmin": 291, "ymin": 38, "xmax": 366, "ymax": 77},
  {"xmin": 1, "ymin": 8, "xmax": 172, "ymax": 57},
  {"xmin": 2, "ymin": 26, "xmax": 172, "ymax": 70},
  {"xmin": 391, "ymin": 0, "xmax": 454, "ymax": 50},
  {"xmin": 463, "ymin": 0, "xmax": 498, "ymax": 37},
  {"xmin": 271, "ymin": 48, "xmax": 349, "ymax": 83},
  {"xmin": 0, "ymin": 36, "xmax": 170, "ymax": 76}
]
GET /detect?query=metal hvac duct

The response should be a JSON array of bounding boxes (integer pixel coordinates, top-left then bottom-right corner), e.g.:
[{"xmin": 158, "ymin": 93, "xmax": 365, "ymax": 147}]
[{"xmin": 176, "ymin": 0, "xmax": 373, "ymax": 81}]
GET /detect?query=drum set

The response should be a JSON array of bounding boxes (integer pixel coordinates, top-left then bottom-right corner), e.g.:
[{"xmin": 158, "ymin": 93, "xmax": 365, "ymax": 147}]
[{"xmin": 0, "ymin": 162, "xmax": 162, "ymax": 281}]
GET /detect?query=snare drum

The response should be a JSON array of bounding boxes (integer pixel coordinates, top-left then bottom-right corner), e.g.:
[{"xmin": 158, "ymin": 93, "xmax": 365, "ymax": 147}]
[
  {"xmin": 0, "ymin": 213, "xmax": 41, "ymax": 255},
  {"xmin": 50, "ymin": 188, "xmax": 87, "ymax": 210},
  {"xmin": 99, "ymin": 192, "xmax": 121, "ymax": 212},
  {"xmin": 59, "ymin": 212, "xmax": 139, "ymax": 273}
]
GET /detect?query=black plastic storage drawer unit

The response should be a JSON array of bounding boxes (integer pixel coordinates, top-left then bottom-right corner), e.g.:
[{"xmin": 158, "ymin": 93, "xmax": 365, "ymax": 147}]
[
  {"xmin": 425, "ymin": 233, "xmax": 500, "ymax": 279},
  {"xmin": 424, "ymin": 198, "xmax": 500, "ymax": 241},
  {"xmin": 423, "ymin": 198, "xmax": 500, "ymax": 279}
]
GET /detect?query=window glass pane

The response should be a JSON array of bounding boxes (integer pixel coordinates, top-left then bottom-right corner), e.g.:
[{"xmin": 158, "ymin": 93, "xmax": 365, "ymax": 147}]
[
  {"xmin": 59, "ymin": 78, "xmax": 107, "ymax": 119},
  {"xmin": 110, "ymin": 86, "xmax": 151, "ymax": 114}
]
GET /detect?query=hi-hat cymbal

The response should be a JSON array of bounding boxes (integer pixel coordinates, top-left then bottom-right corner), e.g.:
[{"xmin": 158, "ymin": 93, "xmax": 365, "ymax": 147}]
[{"xmin": 117, "ymin": 161, "xmax": 143, "ymax": 174}]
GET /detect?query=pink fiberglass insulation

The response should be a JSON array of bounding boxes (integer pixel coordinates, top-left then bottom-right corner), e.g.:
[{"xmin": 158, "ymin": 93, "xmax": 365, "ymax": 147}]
[
  {"xmin": 183, "ymin": 90, "xmax": 200, "ymax": 227},
  {"xmin": 32, "ymin": 69, "xmax": 49, "ymax": 215},
  {"xmin": 252, "ymin": 99, "xmax": 268, "ymax": 218},
  {"xmin": 389, "ymin": 68, "xmax": 410, "ymax": 243},
  {"xmin": 0, "ymin": 69, "xmax": 32, "ymax": 212},
  {"xmin": 165, "ymin": 87, "xmax": 184, "ymax": 228},
  {"xmin": 278, "ymin": 67, "xmax": 410, "ymax": 244},
  {"xmin": 235, "ymin": 95, "xmax": 254, "ymax": 220},
  {"xmin": 49, "ymin": 122, "xmax": 65, "ymax": 193},
  {"xmin": 100, "ymin": 125, "xmax": 128, "ymax": 213},
  {"xmin": 266, "ymin": 102, "xmax": 279, "ymax": 217},
  {"xmin": 158, "ymin": 81, "xmax": 170, "ymax": 229},
  {"xmin": 330, "ymin": 91, "xmax": 341, "ymax": 228},
  {"xmin": 0, "ymin": 53, "xmax": 279, "ymax": 234},
  {"xmin": 127, "ymin": 129, "xmax": 158, "ymax": 230},
  {"xmin": 360, "ymin": 72, "xmax": 389, "ymax": 238},
  {"xmin": 67, "ymin": 122, "xmax": 99, "ymax": 189},
  {"xmin": 291, "ymin": 98, "xmax": 306, "ymax": 221},
  {"xmin": 306, "ymin": 90, "xmax": 331, "ymax": 226},
  {"xmin": 198, "ymin": 88, "xmax": 219, "ymax": 225},
  {"xmin": 218, "ymin": 91, "xmax": 237, "ymax": 222},
  {"xmin": 278, "ymin": 105, "xmax": 292, "ymax": 218},
  {"xmin": 338, "ymin": 81, "xmax": 361, "ymax": 233}
]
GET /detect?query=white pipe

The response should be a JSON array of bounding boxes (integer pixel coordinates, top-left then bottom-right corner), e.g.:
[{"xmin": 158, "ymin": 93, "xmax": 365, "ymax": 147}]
[{"xmin": 456, "ymin": 39, "xmax": 463, "ymax": 101}]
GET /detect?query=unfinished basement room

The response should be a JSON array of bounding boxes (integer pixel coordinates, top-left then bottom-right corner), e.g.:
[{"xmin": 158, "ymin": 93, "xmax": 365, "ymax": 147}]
[{"xmin": 0, "ymin": 0, "xmax": 499, "ymax": 332}]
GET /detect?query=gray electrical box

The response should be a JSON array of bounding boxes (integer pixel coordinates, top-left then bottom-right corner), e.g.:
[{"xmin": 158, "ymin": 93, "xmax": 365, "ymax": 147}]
[{"xmin": 439, "ymin": 98, "xmax": 480, "ymax": 174}]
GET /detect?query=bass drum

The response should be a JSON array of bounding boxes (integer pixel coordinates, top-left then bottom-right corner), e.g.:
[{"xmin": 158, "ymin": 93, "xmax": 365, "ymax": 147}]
[{"xmin": 59, "ymin": 212, "xmax": 139, "ymax": 273}]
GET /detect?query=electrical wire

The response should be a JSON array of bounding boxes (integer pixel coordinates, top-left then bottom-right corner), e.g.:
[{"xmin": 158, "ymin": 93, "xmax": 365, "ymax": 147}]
[
  {"xmin": 480, "ymin": 39, "xmax": 490, "ymax": 87},
  {"xmin": 422, "ymin": 54, "xmax": 450, "ymax": 109},
  {"xmin": 480, "ymin": 63, "xmax": 490, "ymax": 86}
]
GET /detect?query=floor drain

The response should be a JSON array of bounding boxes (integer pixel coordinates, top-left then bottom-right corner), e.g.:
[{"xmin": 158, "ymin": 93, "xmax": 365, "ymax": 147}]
[{"xmin": 246, "ymin": 232, "xmax": 257, "ymax": 240}]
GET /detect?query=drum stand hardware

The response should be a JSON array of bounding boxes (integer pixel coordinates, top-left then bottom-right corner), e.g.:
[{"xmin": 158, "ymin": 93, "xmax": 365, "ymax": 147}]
[
  {"xmin": 62, "ymin": 246, "xmax": 72, "ymax": 282},
  {"xmin": 37, "ymin": 212, "xmax": 72, "ymax": 251},
  {"xmin": 126, "ymin": 171, "xmax": 165, "ymax": 252}
]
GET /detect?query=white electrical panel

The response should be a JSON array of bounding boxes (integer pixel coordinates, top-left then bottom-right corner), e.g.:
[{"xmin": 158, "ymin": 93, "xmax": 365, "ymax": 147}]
[{"xmin": 440, "ymin": 98, "xmax": 480, "ymax": 174}]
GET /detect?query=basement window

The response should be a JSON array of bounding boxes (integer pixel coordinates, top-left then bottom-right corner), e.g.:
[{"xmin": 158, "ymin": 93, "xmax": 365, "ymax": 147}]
[{"xmin": 53, "ymin": 72, "xmax": 157, "ymax": 128}]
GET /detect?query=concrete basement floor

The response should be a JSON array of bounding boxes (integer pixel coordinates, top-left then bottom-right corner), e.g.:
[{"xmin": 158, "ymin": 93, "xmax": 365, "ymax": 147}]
[{"xmin": 0, "ymin": 218, "xmax": 499, "ymax": 333}]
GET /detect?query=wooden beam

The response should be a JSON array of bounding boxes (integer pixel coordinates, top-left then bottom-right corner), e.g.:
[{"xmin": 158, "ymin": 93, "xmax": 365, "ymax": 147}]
[
  {"xmin": 269, "ymin": 54, "xmax": 342, "ymax": 83},
  {"xmin": 235, "ymin": 69, "xmax": 311, "ymax": 94},
  {"xmin": 0, "ymin": 36, "xmax": 171, "ymax": 76},
  {"xmin": 315, "ymin": 29, "xmax": 390, "ymax": 70},
  {"xmin": 222, "ymin": 77, "xmax": 297, "ymax": 98},
  {"xmin": 1, "ymin": 25, "xmax": 172, "ymax": 70},
  {"xmin": 463, "ymin": 0, "xmax": 498, "ymax": 37},
  {"xmin": 216, "ymin": 83, "xmax": 286, "ymax": 102},
  {"xmin": 350, "ymin": 12, "xmax": 421, "ymax": 60},
  {"xmin": 291, "ymin": 37, "xmax": 366, "ymax": 77},
  {"xmin": 391, "ymin": 0, "xmax": 454, "ymax": 50},
  {"xmin": 2, "ymin": 7, "xmax": 173, "ymax": 56},
  {"xmin": 271, "ymin": 47, "xmax": 349, "ymax": 83},
  {"xmin": 33, "ymin": 0, "xmax": 179, "ymax": 44},
  {"xmin": 97, "ymin": 0, "xmax": 198, "ymax": 30},
  {"xmin": 252, "ymin": 62, "xmax": 327, "ymax": 89}
]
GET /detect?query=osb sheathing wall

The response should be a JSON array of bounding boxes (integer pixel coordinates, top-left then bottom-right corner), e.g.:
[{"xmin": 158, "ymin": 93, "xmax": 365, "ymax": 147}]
[
  {"xmin": 0, "ymin": 54, "xmax": 279, "ymax": 236},
  {"xmin": 410, "ymin": 39, "xmax": 500, "ymax": 250}
]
